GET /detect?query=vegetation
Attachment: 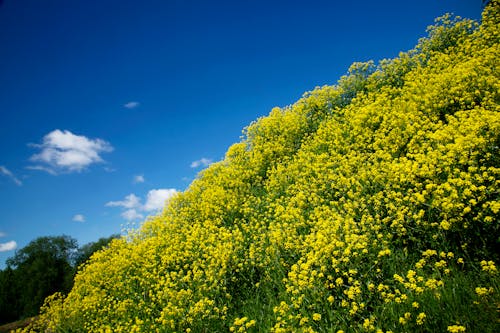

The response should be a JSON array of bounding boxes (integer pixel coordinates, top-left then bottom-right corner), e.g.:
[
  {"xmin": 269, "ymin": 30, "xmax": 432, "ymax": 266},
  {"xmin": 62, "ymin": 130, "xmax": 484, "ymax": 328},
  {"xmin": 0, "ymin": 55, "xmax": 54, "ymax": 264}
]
[
  {"xmin": 0, "ymin": 317, "xmax": 37, "ymax": 333},
  {"xmin": 0, "ymin": 235, "xmax": 118, "ymax": 325},
  {"xmin": 73, "ymin": 235, "xmax": 121, "ymax": 269},
  {"xmin": 22, "ymin": 2, "xmax": 500, "ymax": 332}
]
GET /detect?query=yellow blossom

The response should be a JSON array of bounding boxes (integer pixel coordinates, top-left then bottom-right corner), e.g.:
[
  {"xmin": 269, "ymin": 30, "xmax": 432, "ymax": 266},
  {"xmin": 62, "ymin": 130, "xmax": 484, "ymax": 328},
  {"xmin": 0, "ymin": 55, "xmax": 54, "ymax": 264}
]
[{"xmin": 447, "ymin": 325, "xmax": 466, "ymax": 332}]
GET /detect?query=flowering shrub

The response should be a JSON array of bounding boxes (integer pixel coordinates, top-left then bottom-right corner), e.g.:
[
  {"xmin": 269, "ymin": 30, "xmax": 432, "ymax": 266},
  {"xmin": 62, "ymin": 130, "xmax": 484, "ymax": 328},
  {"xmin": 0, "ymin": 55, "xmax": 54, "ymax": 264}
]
[{"xmin": 21, "ymin": 2, "xmax": 499, "ymax": 332}]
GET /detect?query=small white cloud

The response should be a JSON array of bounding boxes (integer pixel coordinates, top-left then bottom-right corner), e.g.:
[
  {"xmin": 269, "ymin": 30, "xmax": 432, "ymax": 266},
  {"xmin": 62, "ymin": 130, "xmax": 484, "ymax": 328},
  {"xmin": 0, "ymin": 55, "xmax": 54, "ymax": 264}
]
[
  {"xmin": 121, "ymin": 209, "xmax": 144, "ymax": 221},
  {"xmin": 133, "ymin": 175, "xmax": 145, "ymax": 184},
  {"xmin": 29, "ymin": 129, "xmax": 113, "ymax": 174},
  {"xmin": 143, "ymin": 189, "xmax": 177, "ymax": 212},
  {"xmin": 0, "ymin": 240, "xmax": 17, "ymax": 252},
  {"xmin": 190, "ymin": 157, "xmax": 213, "ymax": 168},
  {"xmin": 0, "ymin": 232, "xmax": 6, "ymax": 238},
  {"xmin": 106, "ymin": 189, "xmax": 177, "ymax": 221},
  {"xmin": 72, "ymin": 214, "xmax": 85, "ymax": 222},
  {"xmin": 124, "ymin": 101, "xmax": 140, "ymax": 109},
  {"xmin": 106, "ymin": 194, "xmax": 141, "ymax": 209},
  {"xmin": 0, "ymin": 166, "xmax": 22, "ymax": 186}
]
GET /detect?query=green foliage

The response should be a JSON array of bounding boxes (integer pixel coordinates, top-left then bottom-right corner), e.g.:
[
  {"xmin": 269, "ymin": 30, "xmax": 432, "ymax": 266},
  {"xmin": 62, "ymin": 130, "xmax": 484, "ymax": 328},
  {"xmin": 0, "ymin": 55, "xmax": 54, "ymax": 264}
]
[
  {"xmin": 3, "ymin": 235, "xmax": 78, "ymax": 320},
  {"xmin": 0, "ymin": 234, "xmax": 118, "ymax": 325},
  {"xmin": 0, "ymin": 267, "xmax": 20, "ymax": 324},
  {"xmin": 22, "ymin": 4, "xmax": 500, "ymax": 333}
]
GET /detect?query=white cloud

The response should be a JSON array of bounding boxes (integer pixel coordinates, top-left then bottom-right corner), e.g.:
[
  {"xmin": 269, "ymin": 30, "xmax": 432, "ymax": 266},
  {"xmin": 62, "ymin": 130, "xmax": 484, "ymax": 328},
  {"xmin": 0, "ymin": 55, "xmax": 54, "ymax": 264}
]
[
  {"xmin": 106, "ymin": 189, "xmax": 177, "ymax": 221},
  {"xmin": 72, "ymin": 214, "xmax": 85, "ymax": 222},
  {"xmin": 29, "ymin": 129, "xmax": 113, "ymax": 174},
  {"xmin": 124, "ymin": 101, "xmax": 140, "ymax": 109},
  {"xmin": 143, "ymin": 189, "xmax": 178, "ymax": 211},
  {"xmin": 26, "ymin": 165, "xmax": 58, "ymax": 175},
  {"xmin": 133, "ymin": 175, "xmax": 145, "ymax": 184},
  {"xmin": 0, "ymin": 166, "xmax": 22, "ymax": 186},
  {"xmin": 106, "ymin": 194, "xmax": 141, "ymax": 209},
  {"xmin": 0, "ymin": 232, "xmax": 6, "ymax": 238},
  {"xmin": 121, "ymin": 209, "xmax": 144, "ymax": 221},
  {"xmin": 190, "ymin": 157, "xmax": 213, "ymax": 168},
  {"xmin": 0, "ymin": 240, "xmax": 17, "ymax": 252}
]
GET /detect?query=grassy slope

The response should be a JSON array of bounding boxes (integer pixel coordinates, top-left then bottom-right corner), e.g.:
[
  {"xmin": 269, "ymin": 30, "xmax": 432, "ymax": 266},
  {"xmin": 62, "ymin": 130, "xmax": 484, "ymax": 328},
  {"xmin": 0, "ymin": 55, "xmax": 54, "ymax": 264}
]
[{"xmin": 24, "ymin": 3, "xmax": 499, "ymax": 333}]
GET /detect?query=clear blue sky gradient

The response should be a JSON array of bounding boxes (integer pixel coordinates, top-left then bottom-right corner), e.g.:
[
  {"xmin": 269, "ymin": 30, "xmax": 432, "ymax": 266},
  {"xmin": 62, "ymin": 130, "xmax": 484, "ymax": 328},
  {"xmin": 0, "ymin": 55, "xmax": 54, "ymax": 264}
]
[{"xmin": 0, "ymin": 0, "xmax": 482, "ymax": 267}]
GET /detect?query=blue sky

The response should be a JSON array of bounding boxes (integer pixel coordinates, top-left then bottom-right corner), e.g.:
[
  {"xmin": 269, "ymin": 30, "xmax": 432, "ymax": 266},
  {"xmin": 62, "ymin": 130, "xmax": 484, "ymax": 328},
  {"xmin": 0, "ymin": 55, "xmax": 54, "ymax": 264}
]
[{"xmin": 0, "ymin": 0, "xmax": 482, "ymax": 267}]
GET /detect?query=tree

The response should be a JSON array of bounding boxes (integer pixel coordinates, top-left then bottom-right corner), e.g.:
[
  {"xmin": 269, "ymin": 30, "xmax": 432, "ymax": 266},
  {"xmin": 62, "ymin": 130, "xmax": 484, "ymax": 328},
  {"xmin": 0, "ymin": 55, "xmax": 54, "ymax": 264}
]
[
  {"xmin": 0, "ymin": 234, "xmax": 121, "ymax": 325},
  {"xmin": 4, "ymin": 235, "xmax": 78, "ymax": 319},
  {"xmin": 0, "ymin": 267, "xmax": 20, "ymax": 324}
]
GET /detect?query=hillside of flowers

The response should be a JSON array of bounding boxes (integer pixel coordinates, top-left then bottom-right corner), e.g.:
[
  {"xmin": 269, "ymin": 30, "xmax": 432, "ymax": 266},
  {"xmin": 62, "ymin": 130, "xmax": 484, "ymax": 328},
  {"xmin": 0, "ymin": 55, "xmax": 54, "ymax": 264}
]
[{"xmin": 22, "ymin": 3, "xmax": 499, "ymax": 333}]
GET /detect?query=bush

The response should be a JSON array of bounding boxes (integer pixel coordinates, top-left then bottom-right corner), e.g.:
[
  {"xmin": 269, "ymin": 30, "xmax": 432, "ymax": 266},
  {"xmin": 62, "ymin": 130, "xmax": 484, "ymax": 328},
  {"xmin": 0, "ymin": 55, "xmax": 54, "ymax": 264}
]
[{"xmin": 24, "ymin": 3, "xmax": 500, "ymax": 332}]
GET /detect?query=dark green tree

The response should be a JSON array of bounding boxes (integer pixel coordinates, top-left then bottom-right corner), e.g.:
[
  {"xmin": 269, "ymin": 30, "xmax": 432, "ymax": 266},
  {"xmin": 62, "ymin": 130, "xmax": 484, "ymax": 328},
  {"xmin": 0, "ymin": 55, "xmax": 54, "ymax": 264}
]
[
  {"xmin": 0, "ymin": 266, "xmax": 21, "ymax": 324},
  {"xmin": 0, "ymin": 233, "xmax": 121, "ymax": 325},
  {"xmin": 4, "ymin": 235, "xmax": 78, "ymax": 320}
]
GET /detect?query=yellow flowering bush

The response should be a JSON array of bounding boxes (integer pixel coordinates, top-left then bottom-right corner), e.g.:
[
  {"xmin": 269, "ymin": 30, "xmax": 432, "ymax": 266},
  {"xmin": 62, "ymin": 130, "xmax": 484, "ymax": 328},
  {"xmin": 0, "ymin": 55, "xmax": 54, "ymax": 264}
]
[{"xmin": 22, "ymin": 2, "xmax": 499, "ymax": 332}]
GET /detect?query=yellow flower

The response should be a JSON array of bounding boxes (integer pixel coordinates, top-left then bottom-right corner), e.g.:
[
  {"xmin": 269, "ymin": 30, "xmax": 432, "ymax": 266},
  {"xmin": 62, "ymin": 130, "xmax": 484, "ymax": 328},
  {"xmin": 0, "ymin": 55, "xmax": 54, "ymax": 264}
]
[
  {"xmin": 246, "ymin": 320, "xmax": 256, "ymax": 328},
  {"xmin": 475, "ymin": 287, "xmax": 492, "ymax": 296},
  {"xmin": 447, "ymin": 325, "xmax": 466, "ymax": 332},
  {"xmin": 416, "ymin": 312, "xmax": 426, "ymax": 325},
  {"xmin": 336, "ymin": 277, "xmax": 344, "ymax": 286},
  {"xmin": 378, "ymin": 248, "xmax": 391, "ymax": 257},
  {"xmin": 440, "ymin": 220, "xmax": 451, "ymax": 230},
  {"xmin": 422, "ymin": 249, "xmax": 437, "ymax": 257},
  {"xmin": 480, "ymin": 260, "xmax": 497, "ymax": 273}
]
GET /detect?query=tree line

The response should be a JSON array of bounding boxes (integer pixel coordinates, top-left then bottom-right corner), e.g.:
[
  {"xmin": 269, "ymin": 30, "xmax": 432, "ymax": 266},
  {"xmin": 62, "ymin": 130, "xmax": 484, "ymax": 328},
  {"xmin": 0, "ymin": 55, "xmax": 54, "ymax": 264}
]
[{"xmin": 0, "ymin": 234, "xmax": 118, "ymax": 325}]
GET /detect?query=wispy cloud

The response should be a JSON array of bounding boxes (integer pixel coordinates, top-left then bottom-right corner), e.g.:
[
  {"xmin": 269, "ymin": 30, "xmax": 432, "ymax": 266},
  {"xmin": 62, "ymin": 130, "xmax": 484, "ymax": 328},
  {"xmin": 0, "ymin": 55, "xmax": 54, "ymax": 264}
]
[
  {"xmin": 133, "ymin": 175, "xmax": 145, "ymax": 184},
  {"xmin": 190, "ymin": 157, "xmax": 213, "ymax": 168},
  {"xmin": 29, "ymin": 129, "xmax": 113, "ymax": 174},
  {"xmin": 121, "ymin": 209, "xmax": 144, "ymax": 221},
  {"xmin": 106, "ymin": 189, "xmax": 177, "ymax": 221},
  {"xmin": 0, "ymin": 166, "xmax": 22, "ymax": 186},
  {"xmin": 72, "ymin": 214, "xmax": 85, "ymax": 222},
  {"xmin": 106, "ymin": 194, "xmax": 141, "ymax": 209},
  {"xmin": 0, "ymin": 240, "xmax": 17, "ymax": 252},
  {"xmin": 124, "ymin": 101, "xmax": 140, "ymax": 109},
  {"xmin": 26, "ymin": 165, "xmax": 57, "ymax": 175},
  {"xmin": 106, "ymin": 193, "xmax": 144, "ymax": 221},
  {"xmin": 0, "ymin": 232, "xmax": 5, "ymax": 238}
]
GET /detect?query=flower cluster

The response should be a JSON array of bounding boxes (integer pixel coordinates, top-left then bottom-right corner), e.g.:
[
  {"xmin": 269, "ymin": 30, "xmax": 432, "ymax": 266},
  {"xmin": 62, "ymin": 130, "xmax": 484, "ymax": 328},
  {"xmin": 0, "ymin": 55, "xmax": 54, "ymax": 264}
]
[{"xmin": 21, "ymin": 3, "xmax": 499, "ymax": 333}]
